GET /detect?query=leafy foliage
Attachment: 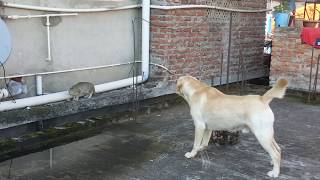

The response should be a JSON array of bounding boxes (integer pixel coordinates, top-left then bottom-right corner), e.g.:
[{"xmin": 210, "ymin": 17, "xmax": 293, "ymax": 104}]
[{"xmin": 273, "ymin": 0, "xmax": 291, "ymax": 14}]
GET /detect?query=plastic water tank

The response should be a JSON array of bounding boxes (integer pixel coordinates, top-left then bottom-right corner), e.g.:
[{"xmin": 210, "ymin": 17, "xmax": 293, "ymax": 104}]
[{"xmin": 275, "ymin": 13, "xmax": 289, "ymax": 28}]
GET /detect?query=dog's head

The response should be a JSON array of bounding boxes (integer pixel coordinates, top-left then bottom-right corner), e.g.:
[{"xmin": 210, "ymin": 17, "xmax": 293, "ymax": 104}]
[{"xmin": 176, "ymin": 76, "xmax": 197, "ymax": 97}]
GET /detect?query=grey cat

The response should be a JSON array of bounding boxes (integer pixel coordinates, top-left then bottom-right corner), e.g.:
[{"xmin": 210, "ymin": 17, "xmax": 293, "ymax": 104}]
[{"xmin": 68, "ymin": 82, "xmax": 95, "ymax": 101}]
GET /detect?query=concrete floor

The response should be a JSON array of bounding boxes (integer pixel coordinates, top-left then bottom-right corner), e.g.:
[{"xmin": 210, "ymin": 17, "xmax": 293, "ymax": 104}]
[{"xmin": 0, "ymin": 98, "xmax": 319, "ymax": 180}]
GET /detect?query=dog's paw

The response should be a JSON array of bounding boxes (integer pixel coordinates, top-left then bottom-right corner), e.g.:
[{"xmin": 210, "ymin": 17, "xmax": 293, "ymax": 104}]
[
  {"xmin": 184, "ymin": 152, "xmax": 196, "ymax": 158},
  {"xmin": 241, "ymin": 128, "xmax": 250, "ymax": 134},
  {"xmin": 267, "ymin": 170, "xmax": 279, "ymax": 178}
]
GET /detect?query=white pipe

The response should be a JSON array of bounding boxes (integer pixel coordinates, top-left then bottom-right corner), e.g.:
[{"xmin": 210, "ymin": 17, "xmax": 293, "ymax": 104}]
[
  {"xmin": 0, "ymin": 62, "xmax": 138, "ymax": 79},
  {"xmin": 2, "ymin": 2, "xmax": 270, "ymax": 13},
  {"xmin": 36, "ymin": 75, "xmax": 43, "ymax": 95},
  {"xmin": 0, "ymin": 60, "xmax": 174, "ymax": 79},
  {"xmin": 0, "ymin": 0, "xmax": 150, "ymax": 112},
  {"xmin": 142, "ymin": 0, "xmax": 150, "ymax": 81},
  {"xmin": 3, "ymin": 3, "xmax": 141, "ymax": 12},
  {"xmin": 46, "ymin": 16, "xmax": 51, "ymax": 61},
  {"xmin": 5, "ymin": 13, "xmax": 78, "ymax": 20},
  {"xmin": 0, "ymin": 61, "xmax": 171, "ymax": 80},
  {"xmin": 0, "ymin": 76, "xmax": 143, "ymax": 112}
]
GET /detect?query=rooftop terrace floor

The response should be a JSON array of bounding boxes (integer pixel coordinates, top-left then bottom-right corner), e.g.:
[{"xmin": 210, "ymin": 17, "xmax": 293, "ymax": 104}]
[{"xmin": 0, "ymin": 97, "xmax": 319, "ymax": 180}]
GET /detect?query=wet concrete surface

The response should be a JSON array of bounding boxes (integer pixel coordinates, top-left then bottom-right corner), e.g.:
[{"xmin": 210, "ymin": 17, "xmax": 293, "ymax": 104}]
[{"xmin": 0, "ymin": 98, "xmax": 319, "ymax": 180}]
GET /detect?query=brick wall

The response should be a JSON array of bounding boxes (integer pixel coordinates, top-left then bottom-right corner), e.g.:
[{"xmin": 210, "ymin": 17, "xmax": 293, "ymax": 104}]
[
  {"xmin": 270, "ymin": 26, "xmax": 320, "ymax": 92},
  {"xmin": 150, "ymin": 0, "xmax": 268, "ymax": 85}
]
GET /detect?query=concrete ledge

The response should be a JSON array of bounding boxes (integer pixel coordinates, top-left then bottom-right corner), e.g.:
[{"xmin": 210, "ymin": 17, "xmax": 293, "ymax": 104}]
[
  {"xmin": 0, "ymin": 83, "xmax": 175, "ymax": 129},
  {"xmin": 0, "ymin": 71, "xmax": 266, "ymax": 130}
]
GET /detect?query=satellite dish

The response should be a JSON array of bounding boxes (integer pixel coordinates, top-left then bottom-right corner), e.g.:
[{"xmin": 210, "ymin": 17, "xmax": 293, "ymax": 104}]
[{"xmin": 0, "ymin": 18, "xmax": 12, "ymax": 64}]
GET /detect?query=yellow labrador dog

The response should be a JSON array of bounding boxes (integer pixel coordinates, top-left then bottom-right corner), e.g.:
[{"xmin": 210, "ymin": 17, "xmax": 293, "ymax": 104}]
[{"xmin": 176, "ymin": 76, "xmax": 288, "ymax": 178}]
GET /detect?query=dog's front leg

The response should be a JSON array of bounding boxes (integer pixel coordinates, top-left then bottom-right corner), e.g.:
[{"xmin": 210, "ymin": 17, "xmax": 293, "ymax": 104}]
[{"xmin": 185, "ymin": 126, "xmax": 205, "ymax": 158}]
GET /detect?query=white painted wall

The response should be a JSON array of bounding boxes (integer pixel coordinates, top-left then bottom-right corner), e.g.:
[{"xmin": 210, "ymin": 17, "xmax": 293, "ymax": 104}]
[{"xmin": 1, "ymin": 0, "xmax": 141, "ymax": 96}]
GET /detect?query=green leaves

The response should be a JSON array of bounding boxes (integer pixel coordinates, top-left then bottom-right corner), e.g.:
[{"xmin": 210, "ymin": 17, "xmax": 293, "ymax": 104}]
[{"xmin": 273, "ymin": 0, "xmax": 291, "ymax": 14}]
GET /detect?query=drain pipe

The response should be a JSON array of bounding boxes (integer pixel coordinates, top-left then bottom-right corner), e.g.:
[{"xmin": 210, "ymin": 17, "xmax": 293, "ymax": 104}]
[
  {"xmin": 0, "ymin": 0, "xmax": 150, "ymax": 112},
  {"xmin": 2, "ymin": 3, "xmax": 142, "ymax": 12},
  {"xmin": 142, "ymin": 0, "xmax": 150, "ymax": 81}
]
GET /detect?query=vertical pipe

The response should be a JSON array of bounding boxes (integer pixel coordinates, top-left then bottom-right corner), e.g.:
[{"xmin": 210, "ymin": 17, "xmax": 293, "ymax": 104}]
[
  {"xmin": 226, "ymin": 12, "xmax": 233, "ymax": 90},
  {"xmin": 308, "ymin": 46, "xmax": 315, "ymax": 102},
  {"xmin": 313, "ymin": 54, "xmax": 320, "ymax": 97},
  {"xmin": 303, "ymin": 2, "xmax": 306, "ymax": 20},
  {"xmin": 220, "ymin": 53, "xmax": 223, "ymax": 86},
  {"xmin": 241, "ymin": 50, "xmax": 245, "ymax": 94},
  {"xmin": 36, "ymin": 75, "xmax": 43, "ymax": 96},
  {"xmin": 142, "ymin": 0, "xmax": 150, "ymax": 81},
  {"xmin": 237, "ymin": 51, "xmax": 241, "ymax": 82},
  {"xmin": 313, "ymin": 2, "xmax": 316, "ymax": 21},
  {"xmin": 46, "ymin": 16, "xmax": 52, "ymax": 61},
  {"xmin": 237, "ymin": 50, "xmax": 241, "ymax": 95}
]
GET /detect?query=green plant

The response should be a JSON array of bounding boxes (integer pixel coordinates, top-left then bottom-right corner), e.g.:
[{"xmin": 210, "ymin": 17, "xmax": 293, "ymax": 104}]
[{"xmin": 273, "ymin": 0, "xmax": 291, "ymax": 14}]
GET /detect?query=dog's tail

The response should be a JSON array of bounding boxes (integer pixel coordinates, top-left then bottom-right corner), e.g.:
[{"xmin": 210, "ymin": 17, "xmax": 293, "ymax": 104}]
[{"xmin": 262, "ymin": 79, "xmax": 288, "ymax": 104}]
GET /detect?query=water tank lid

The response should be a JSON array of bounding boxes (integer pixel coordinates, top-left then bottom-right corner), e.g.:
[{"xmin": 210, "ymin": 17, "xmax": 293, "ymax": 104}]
[{"xmin": 0, "ymin": 18, "xmax": 12, "ymax": 64}]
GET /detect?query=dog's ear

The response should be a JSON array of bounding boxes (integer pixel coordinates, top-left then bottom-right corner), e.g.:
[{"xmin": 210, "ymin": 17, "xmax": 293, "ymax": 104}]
[
  {"xmin": 176, "ymin": 83, "xmax": 182, "ymax": 95},
  {"xmin": 176, "ymin": 79, "xmax": 183, "ymax": 95}
]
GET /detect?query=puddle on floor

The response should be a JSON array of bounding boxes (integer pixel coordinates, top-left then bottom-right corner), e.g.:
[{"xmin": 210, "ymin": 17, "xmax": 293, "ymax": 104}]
[{"xmin": 0, "ymin": 124, "xmax": 169, "ymax": 180}]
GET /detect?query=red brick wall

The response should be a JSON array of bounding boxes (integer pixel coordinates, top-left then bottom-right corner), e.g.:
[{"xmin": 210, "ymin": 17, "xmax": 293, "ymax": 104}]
[
  {"xmin": 150, "ymin": 0, "xmax": 267, "ymax": 84},
  {"xmin": 270, "ymin": 27, "xmax": 320, "ymax": 92}
]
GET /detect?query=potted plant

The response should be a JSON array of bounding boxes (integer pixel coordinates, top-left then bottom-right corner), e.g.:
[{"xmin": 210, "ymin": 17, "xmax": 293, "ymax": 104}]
[{"xmin": 273, "ymin": 0, "xmax": 291, "ymax": 27}]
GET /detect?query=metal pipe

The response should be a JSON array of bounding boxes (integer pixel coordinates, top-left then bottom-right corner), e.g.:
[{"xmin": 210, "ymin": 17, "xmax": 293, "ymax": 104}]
[
  {"xmin": 308, "ymin": 46, "xmax": 315, "ymax": 102},
  {"xmin": 237, "ymin": 51, "xmax": 241, "ymax": 82},
  {"xmin": 0, "ymin": 62, "xmax": 141, "ymax": 79},
  {"xmin": 226, "ymin": 12, "xmax": 233, "ymax": 90},
  {"xmin": 220, "ymin": 52, "xmax": 223, "ymax": 86},
  {"xmin": 3, "ymin": 3, "xmax": 141, "ymax": 13},
  {"xmin": 313, "ymin": 54, "xmax": 320, "ymax": 97},
  {"xmin": 4, "ymin": 13, "xmax": 78, "ymax": 19},
  {"xmin": 46, "ymin": 16, "xmax": 51, "ymax": 61},
  {"xmin": 237, "ymin": 50, "xmax": 241, "ymax": 94},
  {"xmin": 242, "ymin": 63, "xmax": 247, "ymax": 92},
  {"xmin": 0, "ymin": 76, "xmax": 143, "ymax": 112},
  {"xmin": 142, "ymin": 0, "xmax": 150, "ymax": 81},
  {"xmin": 239, "ymin": 48, "xmax": 245, "ymax": 95},
  {"xmin": 2, "ymin": 2, "xmax": 271, "ymax": 13},
  {"xmin": 0, "ymin": 61, "xmax": 170, "ymax": 79}
]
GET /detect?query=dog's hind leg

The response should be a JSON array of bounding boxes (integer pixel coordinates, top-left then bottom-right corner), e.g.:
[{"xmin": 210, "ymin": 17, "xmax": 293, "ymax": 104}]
[
  {"xmin": 199, "ymin": 129, "xmax": 212, "ymax": 151},
  {"xmin": 272, "ymin": 138, "xmax": 281, "ymax": 153},
  {"xmin": 185, "ymin": 126, "xmax": 205, "ymax": 158},
  {"xmin": 269, "ymin": 137, "xmax": 281, "ymax": 166},
  {"xmin": 252, "ymin": 128, "xmax": 281, "ymax": 178}
]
